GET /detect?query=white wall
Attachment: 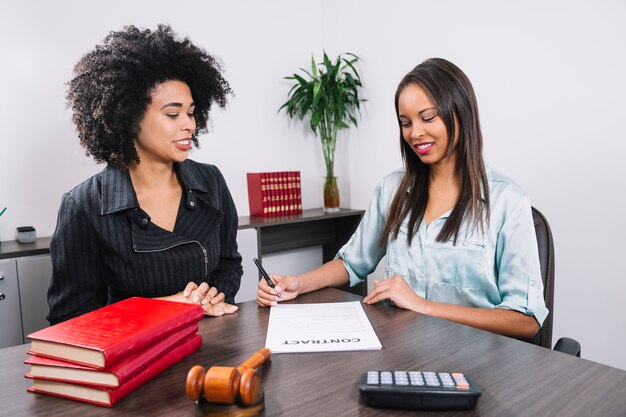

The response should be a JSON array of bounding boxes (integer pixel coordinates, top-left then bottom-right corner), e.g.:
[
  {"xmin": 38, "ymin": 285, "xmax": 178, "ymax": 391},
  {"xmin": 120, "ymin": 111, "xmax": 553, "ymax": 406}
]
[{"xmin": 1, "ymin": 1, "xmax": 624, "ymax": 370}]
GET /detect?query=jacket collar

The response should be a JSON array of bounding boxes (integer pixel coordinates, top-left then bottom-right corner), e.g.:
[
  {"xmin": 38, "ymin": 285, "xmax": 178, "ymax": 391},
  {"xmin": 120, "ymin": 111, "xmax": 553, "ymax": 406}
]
[{"xmin": 100, "ymin": 161, "xmax": 211, "ymax": 215}]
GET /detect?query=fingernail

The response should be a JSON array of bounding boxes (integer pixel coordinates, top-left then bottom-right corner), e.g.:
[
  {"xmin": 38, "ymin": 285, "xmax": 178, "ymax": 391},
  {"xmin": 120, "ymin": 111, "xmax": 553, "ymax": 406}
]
[
  {"xmin": 202, "ymin": 299, "xmax": 209, "ymax": 305},
  {"xmin": 270, "ymin": 301, "xmax": 277, "ymax": 306},
  {"xmin": 184, "ymin": 290, "xmax": 190, "ymax": 297},
  {"xmin": 193, "ymin": 295, "xmax": 199, "ymax": 303}
]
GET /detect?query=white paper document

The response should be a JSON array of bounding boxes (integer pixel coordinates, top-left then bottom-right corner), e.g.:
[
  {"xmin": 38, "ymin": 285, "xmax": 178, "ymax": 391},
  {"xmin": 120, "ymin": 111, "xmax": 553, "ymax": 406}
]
[{"xmin": 265, "ymin": 301, "xmax": 382, "ymax": 353}]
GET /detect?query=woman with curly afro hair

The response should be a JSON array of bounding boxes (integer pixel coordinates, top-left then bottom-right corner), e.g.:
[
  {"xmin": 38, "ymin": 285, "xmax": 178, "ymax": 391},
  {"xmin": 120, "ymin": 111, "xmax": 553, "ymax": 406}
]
[{"xmin": 47, "ymin": 25, "xmax": 243, "ymax": 324}]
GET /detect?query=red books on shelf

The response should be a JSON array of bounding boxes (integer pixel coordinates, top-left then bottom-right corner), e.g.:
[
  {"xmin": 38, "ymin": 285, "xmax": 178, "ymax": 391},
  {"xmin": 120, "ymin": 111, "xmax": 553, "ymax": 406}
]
[
  {"xmin": 246, "ymin": 172, "xmax": 268, "ymax": 217},
  {"xmin": 25, "ymin": 323, "xmax": 199, "ymax": 388},
  {"xmin": 247, "ymin": 171, "xmax": 302, "ymax": 217},
  {"xmin": 27, "ymin": 333, "xmax": 202, "ymax": 407},
  {"xmin": 27, "ymin": 297, "xmax": 204, "ymax": 369}
]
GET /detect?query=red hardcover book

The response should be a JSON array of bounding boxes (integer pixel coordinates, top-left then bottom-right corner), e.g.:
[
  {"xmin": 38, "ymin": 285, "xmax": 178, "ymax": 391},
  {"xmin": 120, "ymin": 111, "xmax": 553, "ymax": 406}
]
[
  {"xmin": 281, "ymin": 171, "xmax": 289, "ymax": 216},
  {"xmin": 276, "ymin": 171, "xmax": 283, "ymax": 216},
  {"xmin": 295, "ymin": 171, "xmax": 303, "ymax": 214},
  {"xmin": 268, "ymin": 172, "xmax": 276, "ymax": 216},
  {"xmin": 25, "ymin": 323, "xmax": 199, "ymax": 388},
  {"xmin": 27, "ymin": 297, "xmax": 203, "ymax": 369},
  {"xmin": 262, "ymin": 172, "xmax": 270, "ymax": 216},
  {"xmin": 287, "ymin": 171, "xmax": 295, "ymax": 215},
  {"xmin": 27, "ymin": 334, "xmax": 202, "ymax": 407},
  {"xmin": 247, "ymin": 172, "xmax": 268, "ymax": 216}
]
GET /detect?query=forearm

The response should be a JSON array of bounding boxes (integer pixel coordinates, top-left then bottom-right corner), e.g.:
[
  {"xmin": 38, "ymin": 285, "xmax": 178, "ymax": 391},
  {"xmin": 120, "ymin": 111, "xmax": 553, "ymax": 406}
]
[
  {"xmin": 297, "ymin": 258, "xmax": 350, "ymax": 294},
  {"xmin": 209, "ymin": 264, "xmax": 242, "ymax": 304},
  {"xmin": 422, "ymin": 301, "xmax": 539, "ymax": 339}
]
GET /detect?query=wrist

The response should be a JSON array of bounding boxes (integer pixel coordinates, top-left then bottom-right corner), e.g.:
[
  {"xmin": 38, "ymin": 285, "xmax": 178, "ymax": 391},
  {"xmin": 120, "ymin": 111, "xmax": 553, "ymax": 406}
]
[{"xmin": 414, "ymin": 296, "xmax": 432, "ymax": 316}]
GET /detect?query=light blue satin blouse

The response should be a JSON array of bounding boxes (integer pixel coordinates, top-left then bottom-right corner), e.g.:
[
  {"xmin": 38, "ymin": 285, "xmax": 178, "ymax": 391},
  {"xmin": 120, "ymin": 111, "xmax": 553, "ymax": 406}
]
[{"xmin": 337, "ymin": 167, "xmax": 549, "ymax": 326}]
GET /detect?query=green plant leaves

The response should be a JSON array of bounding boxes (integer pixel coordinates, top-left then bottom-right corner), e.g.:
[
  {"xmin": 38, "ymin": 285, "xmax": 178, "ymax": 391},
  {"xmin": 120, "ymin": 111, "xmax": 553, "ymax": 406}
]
[
  {"xmin": 279, "ymin": 51, "xmax": 365, "ymax": 176},
  {"xmin": 279, "ymin": 51, "xmax": 365, "ymax": 141}
]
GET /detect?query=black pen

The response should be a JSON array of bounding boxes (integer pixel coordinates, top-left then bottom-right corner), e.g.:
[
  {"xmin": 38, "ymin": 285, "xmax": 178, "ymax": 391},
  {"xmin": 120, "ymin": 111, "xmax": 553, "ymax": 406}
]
[{"xmin": 253, "ymin": 258, "xmax": 281, "ymax": 299}]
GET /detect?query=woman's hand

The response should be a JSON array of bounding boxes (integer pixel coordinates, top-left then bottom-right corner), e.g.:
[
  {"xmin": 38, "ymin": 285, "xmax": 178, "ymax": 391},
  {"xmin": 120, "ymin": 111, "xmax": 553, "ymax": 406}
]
[
  {"xmin": 363, "ymin": 274, "xmax": 427, "ymax": 313},
  {"xmin": 182, "ymin": 282, "xmax": 225, "ymax": 306},
  {"xmin": 256, "ymin": 274, "xmax": 301, "ymax": 307},
  {"xmin": 201, "ymin": 301, "xmax": 238, "ymax": 316},
  {"xmin": 159, "ymin": 282, "xmax": 238, "ymax": 316}
]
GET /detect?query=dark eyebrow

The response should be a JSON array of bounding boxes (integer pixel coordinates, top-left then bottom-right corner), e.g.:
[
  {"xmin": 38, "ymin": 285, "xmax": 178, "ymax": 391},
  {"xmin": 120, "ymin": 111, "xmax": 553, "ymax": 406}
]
[{"xmin": 160, "ymin": 102, "xmax": 195, "ymax": 110}]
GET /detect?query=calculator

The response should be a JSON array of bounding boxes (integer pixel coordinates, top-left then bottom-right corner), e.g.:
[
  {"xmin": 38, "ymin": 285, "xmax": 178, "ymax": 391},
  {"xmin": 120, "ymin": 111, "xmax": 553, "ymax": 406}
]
[{"xmin": 358, "ymin": 370, "xmax": 481, "ymax": 411}]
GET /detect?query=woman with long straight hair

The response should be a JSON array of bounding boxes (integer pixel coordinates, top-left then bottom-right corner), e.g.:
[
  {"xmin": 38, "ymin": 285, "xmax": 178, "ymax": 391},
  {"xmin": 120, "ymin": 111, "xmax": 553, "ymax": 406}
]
[{"xmin": 257, "ymin": 58, "xmax": 548, "ymax": 339}]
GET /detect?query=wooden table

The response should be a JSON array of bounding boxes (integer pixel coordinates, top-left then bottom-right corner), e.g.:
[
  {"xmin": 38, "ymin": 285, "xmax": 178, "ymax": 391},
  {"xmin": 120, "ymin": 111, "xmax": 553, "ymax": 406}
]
[{"xmin": 2, "ymin": 288, "xmax": 625, "ymax": 416}]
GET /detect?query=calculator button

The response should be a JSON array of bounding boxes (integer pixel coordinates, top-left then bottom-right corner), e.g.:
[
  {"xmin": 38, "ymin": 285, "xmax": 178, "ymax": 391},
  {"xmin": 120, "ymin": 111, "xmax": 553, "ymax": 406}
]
[
  {"xmin": 380, "ymin": 372, "xmax": 393, "ymax": 384},
  {"xmin": 366, "ymin": 372, "xmax": 379, "ymax": 385},
  {"xmin": 425, "ymin": 379, "xmax": 441, "ymax": 387},
  {"xmin": 394, "ymin": 371, "xmax": 408, "ymax": 379}
]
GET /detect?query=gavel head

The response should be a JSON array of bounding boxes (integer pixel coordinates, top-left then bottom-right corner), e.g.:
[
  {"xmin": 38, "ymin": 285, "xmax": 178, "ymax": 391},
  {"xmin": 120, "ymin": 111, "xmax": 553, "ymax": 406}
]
[
  {"xmin": 186, "ymin": 348, "xmax": 271, "ymax": 407},
  {"xmin": 186, "ymin": 365, "xmax": 260, "ymax": 406}
]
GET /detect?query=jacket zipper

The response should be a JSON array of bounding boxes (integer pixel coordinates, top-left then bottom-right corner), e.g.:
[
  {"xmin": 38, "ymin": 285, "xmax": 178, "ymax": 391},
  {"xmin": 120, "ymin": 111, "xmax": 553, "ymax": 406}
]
[{"xmin": 134, "ymin": 240, "xmax": 209, "ymax": 277}]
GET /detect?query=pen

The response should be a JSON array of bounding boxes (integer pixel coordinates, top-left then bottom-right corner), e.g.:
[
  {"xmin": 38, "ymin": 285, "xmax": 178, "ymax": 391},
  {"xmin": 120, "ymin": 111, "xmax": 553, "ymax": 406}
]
[
  {"xmin": 0, "ymin": 207, "xmax": 6, "ymax": 217},
  {"xmin": 253, "ymin": 258, "xmax": 281, "ymax": 299}
]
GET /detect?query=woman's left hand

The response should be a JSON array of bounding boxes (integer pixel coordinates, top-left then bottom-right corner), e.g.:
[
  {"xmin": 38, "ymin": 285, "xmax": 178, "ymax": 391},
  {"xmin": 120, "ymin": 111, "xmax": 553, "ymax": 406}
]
[{"xmin": 363, "ymin": 274, "xmax": 428, "ymax": 313}]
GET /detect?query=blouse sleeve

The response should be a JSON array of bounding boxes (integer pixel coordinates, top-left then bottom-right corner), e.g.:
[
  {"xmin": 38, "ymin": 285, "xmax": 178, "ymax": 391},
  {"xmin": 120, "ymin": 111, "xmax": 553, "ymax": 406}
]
[
  {"xmin": 47, "ymin": 193, "xmax": 106, "ymax": 324},
  {"xmin": 494, "ymin": 195, "xmax": 549, "ymax": 326},
  {"xmin": 206, "ymin": 168, "xmax": 242, "ymax": 304},
  {"xmin": 336, "ymin": 178, "xmax": 390, "ymax": 287}
]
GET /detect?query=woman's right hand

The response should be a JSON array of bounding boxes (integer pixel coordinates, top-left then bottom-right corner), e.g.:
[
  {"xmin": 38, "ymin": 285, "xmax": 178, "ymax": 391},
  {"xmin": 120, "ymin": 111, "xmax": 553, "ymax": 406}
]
[{"xmin": 256, "ymin": 274, "xmax": 301, "ymax": 307}]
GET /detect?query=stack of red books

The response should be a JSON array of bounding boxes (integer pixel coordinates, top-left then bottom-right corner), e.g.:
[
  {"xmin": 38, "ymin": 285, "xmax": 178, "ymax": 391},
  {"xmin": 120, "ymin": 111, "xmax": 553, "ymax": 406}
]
[
  {"xmin": 24, "ymin": 297, "xmax": 204, "ymax": 407},
  {"xmin": 247, "ymin": 171, "xmax": 303, "ymax": 217}
]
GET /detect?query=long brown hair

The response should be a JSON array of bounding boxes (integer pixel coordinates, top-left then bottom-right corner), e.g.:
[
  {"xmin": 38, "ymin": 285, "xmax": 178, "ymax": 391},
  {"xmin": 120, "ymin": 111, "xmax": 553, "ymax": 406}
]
[{"xmin": 380, "ymin": 58, "xmax": 490, "ymax": 246}]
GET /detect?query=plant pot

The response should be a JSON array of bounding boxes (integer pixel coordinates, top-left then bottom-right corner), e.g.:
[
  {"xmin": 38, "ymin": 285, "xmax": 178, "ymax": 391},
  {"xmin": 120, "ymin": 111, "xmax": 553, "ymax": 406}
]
[{"xmin": 323, "ymin": 176, "xmax": 340, "ymax": 213}]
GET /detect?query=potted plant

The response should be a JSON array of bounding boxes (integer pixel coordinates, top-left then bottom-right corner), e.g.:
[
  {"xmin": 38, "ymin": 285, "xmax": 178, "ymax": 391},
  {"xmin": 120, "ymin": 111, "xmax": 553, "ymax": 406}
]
[{"xmin": 279, "ymin": 52, "xmax": 365, "ymax": 212}]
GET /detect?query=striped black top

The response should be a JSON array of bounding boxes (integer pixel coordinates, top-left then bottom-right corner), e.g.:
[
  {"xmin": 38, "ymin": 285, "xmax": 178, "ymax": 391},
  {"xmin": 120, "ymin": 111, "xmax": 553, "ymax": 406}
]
[{"xmin": 47, "ymin": 160, "xmax": 242, "ymax": 324}]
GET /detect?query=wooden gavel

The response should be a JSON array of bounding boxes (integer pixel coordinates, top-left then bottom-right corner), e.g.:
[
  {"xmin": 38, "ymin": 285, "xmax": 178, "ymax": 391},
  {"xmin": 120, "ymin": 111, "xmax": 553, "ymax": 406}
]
[{"xmin": 186, "ymin": 348, "xmax": 272, "ymax": 406}]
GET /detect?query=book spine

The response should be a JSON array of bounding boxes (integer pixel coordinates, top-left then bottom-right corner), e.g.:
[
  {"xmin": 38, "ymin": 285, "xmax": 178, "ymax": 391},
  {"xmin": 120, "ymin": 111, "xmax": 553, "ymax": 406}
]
[
  {"xmin": 261, "ymin": 173, "xmax": 269, "ymax": 217},
  {"xmin": 295, "ymin": 171, "xmax": 302, "ymax": 214},
  {"xmin": 278, "ymin": 171, "xmax": 286, "ymax": 216},
  {"xmin": 287, "ymin": 171, "xmax": 295, "ymax": 215},
  {"xmin": 247, "ymin": 173, "xmax": 264, "ymax": 216},
  {"xmin": 269, "ymin": 172, "xmax": 277, "ymax": 217}
]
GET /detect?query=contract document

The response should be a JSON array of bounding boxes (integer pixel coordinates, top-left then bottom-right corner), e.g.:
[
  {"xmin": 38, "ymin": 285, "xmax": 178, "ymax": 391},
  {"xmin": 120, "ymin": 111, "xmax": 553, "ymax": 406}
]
[{"xmin": 265, "ymin": 301, "xmax": 382, "ymax": 353}]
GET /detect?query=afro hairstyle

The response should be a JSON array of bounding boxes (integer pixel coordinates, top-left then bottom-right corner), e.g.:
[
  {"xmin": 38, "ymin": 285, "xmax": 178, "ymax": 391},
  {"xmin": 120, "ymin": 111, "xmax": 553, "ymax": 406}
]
[{"xmin": 66, "ymin": 24, "xmax": 232, "ymax": 168}]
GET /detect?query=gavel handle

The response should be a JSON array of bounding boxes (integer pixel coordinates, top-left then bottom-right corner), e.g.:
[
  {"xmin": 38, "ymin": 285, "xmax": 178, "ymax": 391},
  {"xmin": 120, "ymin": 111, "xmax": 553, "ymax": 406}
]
[{"xmin": 239, "ymin": 347, "xmax": 272, "ymax": 370}]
